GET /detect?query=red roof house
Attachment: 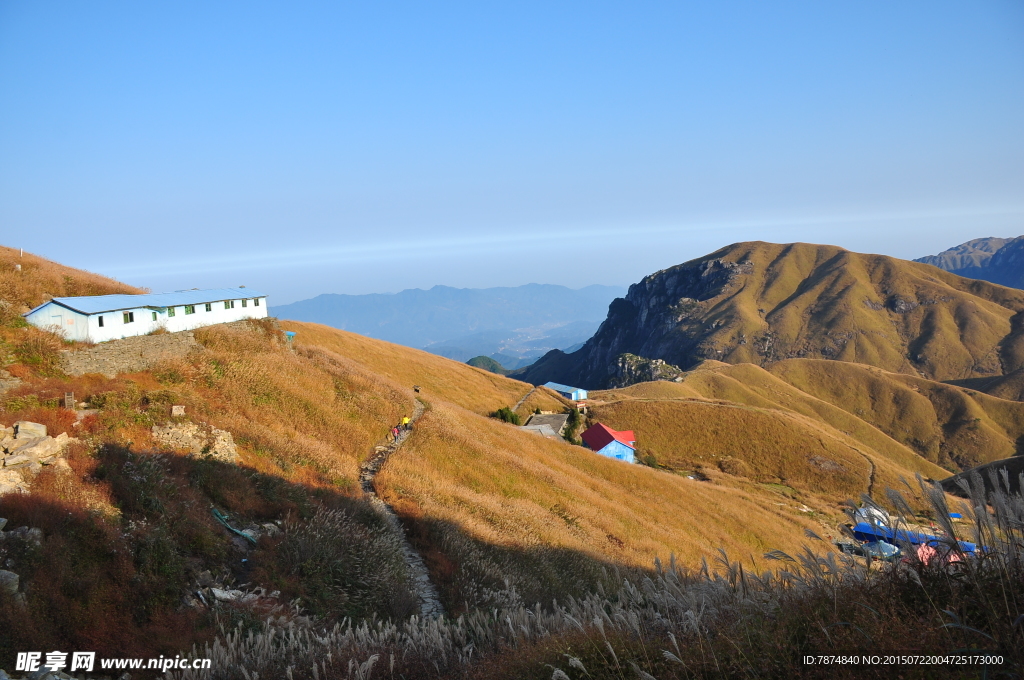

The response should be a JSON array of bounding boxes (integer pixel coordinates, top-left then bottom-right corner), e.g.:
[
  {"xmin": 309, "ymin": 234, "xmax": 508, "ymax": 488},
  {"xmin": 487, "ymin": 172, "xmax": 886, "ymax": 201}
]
[{"xmin": 580, "ymin": 423, "xmax": 636, "ymax": 463}]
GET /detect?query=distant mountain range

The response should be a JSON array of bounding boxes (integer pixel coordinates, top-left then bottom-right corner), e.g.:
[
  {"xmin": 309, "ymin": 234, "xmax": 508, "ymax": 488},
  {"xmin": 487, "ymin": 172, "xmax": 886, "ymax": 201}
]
[
  {"xmin": 514, "ymin": 241, "xmax": 1024, "ymax": 389},
  {"xmin": 915, "ymin": 236, "xmax": 1024, "ymax": 289},
  {"xmin": 271, "ymin": 284, "xmax": 625, "ymax": 366}
]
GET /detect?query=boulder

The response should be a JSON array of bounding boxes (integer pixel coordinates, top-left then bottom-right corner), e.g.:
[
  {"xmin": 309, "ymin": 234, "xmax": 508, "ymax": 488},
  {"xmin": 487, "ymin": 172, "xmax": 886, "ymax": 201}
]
[
  {"xmin": 2, "ymin": 455, "xmax": 31, "ymax": 468},
  {"xmin": 11, "ymin": 437, "xmax": 61, "ymax": 460},
  {"xmin": 211, "ymin": 587, "xmax": 244, "ymax": 602},
  {"xmin": 14, "ymin": 421, "xmax": 46, "ymax": 439},
  {"xmin": 0, "ymin": 517, "xmax": 6, "ymax": 531},
  {"xmin": 0, "ymin": 569, "xmax": 18, "ymax": 595},
  {"xmin": 152, "ymin": 422, "xmax": 239, "ymax": 463}
]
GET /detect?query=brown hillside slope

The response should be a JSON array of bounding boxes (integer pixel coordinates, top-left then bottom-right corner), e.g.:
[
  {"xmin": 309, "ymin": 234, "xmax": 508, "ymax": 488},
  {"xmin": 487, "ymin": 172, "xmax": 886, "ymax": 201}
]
[
  {"xmin": 0, "ymin": 245, "xmax": 143, "ymax": 321},
  {"xmin": 767, "ymin": 359, "xmax": 1024, "ymax": 470},
  {"xmin": 375, "ymin": 399, "xmax": 826, "ymax": 610},
  {"xmin": 517, "ymin": 241, "xmax": 1024, "ymax": 389},
  {"xmin": 282, "ymin": 321, "xmax": 564, "ymax": 415},
  {"xmin": 588, "ymin": 364, "xmax": 949, "ymax": 498}
]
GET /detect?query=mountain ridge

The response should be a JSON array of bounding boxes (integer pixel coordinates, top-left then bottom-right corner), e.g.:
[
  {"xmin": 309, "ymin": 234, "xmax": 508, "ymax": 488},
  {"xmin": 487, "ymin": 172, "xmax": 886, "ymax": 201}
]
[
  {"xmin": 915, "ymin": 235, "xmax": 1024, "ymax": 289},
  {"xmin": 513, "ymin": 241, "xmax": 1024, "ymax": 389}
]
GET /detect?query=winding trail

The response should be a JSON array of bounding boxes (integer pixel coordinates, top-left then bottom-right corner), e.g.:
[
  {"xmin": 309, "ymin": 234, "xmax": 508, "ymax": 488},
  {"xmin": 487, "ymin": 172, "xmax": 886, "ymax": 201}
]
[
  {"xmin": 359, "ymin": 399, "xmax": 444, "ymax": 619},
  {"xmin": 512, "ymin": 386, "xmax": 537, "ymax": 412}
]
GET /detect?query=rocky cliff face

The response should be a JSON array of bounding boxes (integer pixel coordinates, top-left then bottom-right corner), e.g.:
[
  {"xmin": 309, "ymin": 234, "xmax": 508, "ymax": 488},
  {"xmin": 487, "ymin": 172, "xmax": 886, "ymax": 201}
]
[{"xmin": 516, "ymin": 241, "xmax": 1024, "ymax": 389}]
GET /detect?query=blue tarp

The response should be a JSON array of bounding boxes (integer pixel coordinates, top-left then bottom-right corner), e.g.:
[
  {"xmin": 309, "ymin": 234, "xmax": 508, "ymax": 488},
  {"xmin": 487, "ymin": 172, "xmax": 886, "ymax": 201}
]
[{"xmin": 852, "ymin": 522, "xmax": 977, "ymax": 554}]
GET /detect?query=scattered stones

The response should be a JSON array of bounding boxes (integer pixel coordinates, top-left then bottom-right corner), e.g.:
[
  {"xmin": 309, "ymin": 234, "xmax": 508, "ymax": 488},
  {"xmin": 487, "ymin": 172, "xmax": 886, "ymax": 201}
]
[
  {"xmin": 0, "ymin": 369, "xmax": 22, "ymax": 395},
  {"xmin": 151, "ymin": 422, "xmax": 238, "ymax": 463},
  {"xmin": 0, "ymin": 425, "xmax": 75, "ymax": 496},
  {"xmin": 171, "ymin": 405, "xmax": 186, "ymax": 417}
]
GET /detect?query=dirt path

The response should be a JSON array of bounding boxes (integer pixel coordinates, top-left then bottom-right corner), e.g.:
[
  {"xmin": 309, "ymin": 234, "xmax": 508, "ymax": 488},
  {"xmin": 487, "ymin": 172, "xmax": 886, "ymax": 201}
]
[
  {"xmin": 512, "ymin": 386, "xmax": 537, "ymax": 412},
  {"xmin": 359, "ymin": 399, "xmax": 444, "ymax": 619}
]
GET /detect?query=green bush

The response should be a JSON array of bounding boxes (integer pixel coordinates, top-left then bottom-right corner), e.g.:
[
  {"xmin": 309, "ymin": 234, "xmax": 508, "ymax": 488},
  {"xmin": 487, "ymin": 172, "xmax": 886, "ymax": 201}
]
[{"xmin": 492, "ymin": 406, "xmax": 520, "ymax": 425}]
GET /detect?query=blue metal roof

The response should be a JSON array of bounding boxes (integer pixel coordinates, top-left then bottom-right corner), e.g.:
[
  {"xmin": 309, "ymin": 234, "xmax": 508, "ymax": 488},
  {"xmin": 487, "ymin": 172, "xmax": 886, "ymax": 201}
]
[
  {"xmin": 543, "ymin": 382, "xmax": 585, "ymax": 395},
  {"xmin": 27, "ymin": 288, "xmax": 267, "ymax": 315}
]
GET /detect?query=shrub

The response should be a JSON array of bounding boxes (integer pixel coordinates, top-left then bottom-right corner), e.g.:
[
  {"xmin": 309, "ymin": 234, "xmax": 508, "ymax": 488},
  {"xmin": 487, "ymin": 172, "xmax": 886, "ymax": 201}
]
[{"xmin": 491, "ymin": 406, "xmax": 520, "ymax": 425}]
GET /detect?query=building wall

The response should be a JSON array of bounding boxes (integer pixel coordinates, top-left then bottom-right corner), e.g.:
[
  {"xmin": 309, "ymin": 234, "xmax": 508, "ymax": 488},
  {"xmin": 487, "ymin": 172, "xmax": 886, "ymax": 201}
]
[
  {"xmin": 27, "ymin": 296, "xmax": 268, "ymax": 342},
  {"xmin": 596, "ymin": 440, "xmax": 635, "ymax": 463}
]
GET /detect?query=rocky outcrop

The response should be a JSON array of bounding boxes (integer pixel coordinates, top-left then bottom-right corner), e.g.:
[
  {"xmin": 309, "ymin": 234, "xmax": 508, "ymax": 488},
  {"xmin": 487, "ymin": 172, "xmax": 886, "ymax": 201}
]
[
  {"xmin": 60, "ymin": 330, "xmax": 201, "ymax": 377},
  {"xmin": 0, "ymin": 423, "xmax": 75, "ymax": 496},
  {"xmin": 151, "ymin": 422, "xmax": 239, "ymax": 463},
  {"xmin": 608, "ymin": 353, "xmax": 684, "ymax": 388}
]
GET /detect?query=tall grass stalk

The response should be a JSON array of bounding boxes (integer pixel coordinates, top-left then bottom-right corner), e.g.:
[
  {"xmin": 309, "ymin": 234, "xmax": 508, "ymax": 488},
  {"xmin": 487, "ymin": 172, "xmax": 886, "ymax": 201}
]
[{"xmin": 172, "ymin": 473, "xmax": 1023, "ymax": 679}]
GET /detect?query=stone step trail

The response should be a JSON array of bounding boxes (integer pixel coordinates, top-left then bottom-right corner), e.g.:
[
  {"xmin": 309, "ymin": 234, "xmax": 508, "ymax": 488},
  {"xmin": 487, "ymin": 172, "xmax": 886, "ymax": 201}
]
[
  {"xmin": 512, "ymin": 386, "xmax": 537, "ymax": 413},
  {"xmin": 358, "ymin": 399, "xmax": 445, "ymax": 619}
]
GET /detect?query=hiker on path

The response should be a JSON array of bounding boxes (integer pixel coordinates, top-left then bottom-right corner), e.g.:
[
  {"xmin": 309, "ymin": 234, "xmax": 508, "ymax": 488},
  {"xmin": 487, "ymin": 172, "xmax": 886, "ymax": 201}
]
[
  {"xmin": 402, "ymin": 416, "xmax": 411, "ymax": 430},
  {"xmin": 392, "ymin": 426, "xmax": 400, "ymax": 441}
]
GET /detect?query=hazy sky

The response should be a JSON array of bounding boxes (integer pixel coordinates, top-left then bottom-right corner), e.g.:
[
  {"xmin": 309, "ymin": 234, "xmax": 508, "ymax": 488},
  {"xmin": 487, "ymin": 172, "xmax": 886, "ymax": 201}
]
[{"xmin": 2, "ymin": 2, "xmax": 1022, "ymax": 304}]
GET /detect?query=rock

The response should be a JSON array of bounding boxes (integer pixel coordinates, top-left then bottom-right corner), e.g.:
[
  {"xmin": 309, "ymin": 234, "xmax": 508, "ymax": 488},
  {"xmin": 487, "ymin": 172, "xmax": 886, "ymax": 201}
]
[
  {"xmin": 11, "ymin": 437, "xmax": 61, "ymax": 460},
  {"xmin": 196, "ymin": 570, "xmax": 214, "ymax": 587},
  {"xmin": 0, "ymin": 517, "xmax": 6, "ymax": 531},
  {"xmin": 261, "ymin": 522, "xmax": 280, "ymax": 536},
  {"xmin": 152, "ymin": 422, "xmax": 238, "ymax": 463},
  {"xmin": 26, "ymin": 527, "xmax": 43, "ymax": 545},
  {"xmin": 211, "ymin": 587, "xmax": 244, "ymax": 602},
  {"xmin": 3, "ymin": 455, "xmax": 31, "ymax": 468},
  {"xmin": 0, "ymin": 436, "xmax": 15, "ymax": 453},
  {"xmin": 171, "ymin": 405, "xmax": 186, "ymax": 416},
  {"xmin": 0, "ymin": 569, "xmax": 19, "ymax": 595},
  {"xmin": 14, "ymin": 421, "xmax": 46, "ymax": 439}
]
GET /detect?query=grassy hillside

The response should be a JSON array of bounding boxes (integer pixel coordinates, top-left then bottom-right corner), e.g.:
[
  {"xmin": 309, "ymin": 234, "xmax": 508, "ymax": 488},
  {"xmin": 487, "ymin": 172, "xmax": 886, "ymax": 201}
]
[
  {"xmin": 518, "ymin": 241, "xmax": 1024, "ymax": 388},
  {"xmin": 281, "ymin": 321, "xmax": 564, "ymax": 415},
  {"xmin": 766, "ymin": 359, "xmax": 1024, "ymax": 470},
  {"xmin": 376, "ymin": 399, "xmax": 826, "ymax": 610},
  {"xmin": 945, "ymin": 367, "xmax": 1024, "ymax": 403}
]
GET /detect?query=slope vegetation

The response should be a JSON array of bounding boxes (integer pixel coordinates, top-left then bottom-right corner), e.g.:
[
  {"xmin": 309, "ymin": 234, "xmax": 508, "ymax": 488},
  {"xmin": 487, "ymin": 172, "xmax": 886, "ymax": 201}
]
[{"xmin": 518, "ymin": 241, "xmax": 1024, "ymax": 388}]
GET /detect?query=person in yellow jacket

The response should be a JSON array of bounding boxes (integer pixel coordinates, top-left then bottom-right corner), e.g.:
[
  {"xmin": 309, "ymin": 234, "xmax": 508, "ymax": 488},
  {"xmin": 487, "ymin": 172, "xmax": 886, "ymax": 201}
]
[{"xmin": 402, "ymin": 416, "xmax": 411, "ymax": 430}]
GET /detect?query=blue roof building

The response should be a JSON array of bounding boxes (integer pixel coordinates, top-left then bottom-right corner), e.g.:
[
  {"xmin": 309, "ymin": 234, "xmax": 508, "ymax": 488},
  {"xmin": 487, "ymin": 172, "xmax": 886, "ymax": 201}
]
[
  {"xmin": 25, "ymin": 288, "xmax": 269, "ymax": 342},
  {"xmin": 542, "ymin": 382, "xmax": 588, "ymax": 401}
]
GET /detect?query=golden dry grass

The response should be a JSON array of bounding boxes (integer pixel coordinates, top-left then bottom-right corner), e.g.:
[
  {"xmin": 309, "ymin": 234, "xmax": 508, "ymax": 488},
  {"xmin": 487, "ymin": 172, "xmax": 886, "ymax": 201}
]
[
  {"xmin": 766, "ymin": 359, "xmax": 1024, "ymax": 470},
  {"xmin": 513, "ymin": 385, "xmax": 570, "ymax": 418},
  {"xmin": 376, "ymin": 399, "xmax": 827, "ymax": 605},
  {"xmin": 0, "ymin": 245, "xmax": 142, "ymax": 316},
  {"xmin": 280, "ymin": 320, "xmax": 540, "ymax": 415}
]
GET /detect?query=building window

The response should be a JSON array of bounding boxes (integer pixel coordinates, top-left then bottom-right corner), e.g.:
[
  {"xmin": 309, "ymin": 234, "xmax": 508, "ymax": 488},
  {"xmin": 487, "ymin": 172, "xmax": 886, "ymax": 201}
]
[
  {"xmin": 184, "ymin": 305, "xmax": 195, "ymax": 315},
  {"xmin": 205, "ymin": 303, "xmax": 212, "ymax": 312},
  {"xmin": 224, "ymin": 300, "xmax": 235, "ymax": 310},
  {"xmin": 152, "ymin": 311, "xmax": 158, "ymax": 321},
  {"xmin": 123, "ymin": 311, "xmax": 134, "ymax": 324},
  {"xmin": 241, "ymin": 299, "xmax": 248, "ymax": 307},
  {"xmin": 168, "ymin": 307, "xmax": 176, "ymax": 317},
  {"xmin": 98, "ymin": 316, "xmax": 104, "ymax": 328},
  {"xmin": 254, "ymin": 298, "xmax": 260, "ymax": 306}
]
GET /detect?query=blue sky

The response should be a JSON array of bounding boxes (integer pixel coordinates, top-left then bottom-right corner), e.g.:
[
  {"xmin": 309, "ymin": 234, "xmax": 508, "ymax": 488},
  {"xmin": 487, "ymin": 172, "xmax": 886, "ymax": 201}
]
[{"xmin": 2, "ymin": 1, "xmax": 1022, "ymax": 303}]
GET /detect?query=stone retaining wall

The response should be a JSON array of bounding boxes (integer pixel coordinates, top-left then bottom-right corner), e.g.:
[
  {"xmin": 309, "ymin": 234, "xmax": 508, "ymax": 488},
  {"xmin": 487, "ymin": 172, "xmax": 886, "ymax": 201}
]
[{"xmin": 60, "ymin": 331, "xmax": 202, "ymax": 377}]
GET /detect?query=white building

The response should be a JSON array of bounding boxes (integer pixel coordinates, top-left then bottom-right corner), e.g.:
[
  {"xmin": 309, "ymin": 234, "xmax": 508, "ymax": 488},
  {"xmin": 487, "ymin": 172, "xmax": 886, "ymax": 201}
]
[{"xmin": 24, "ymin": 288, "xmax": 269, "ymax": 342}]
